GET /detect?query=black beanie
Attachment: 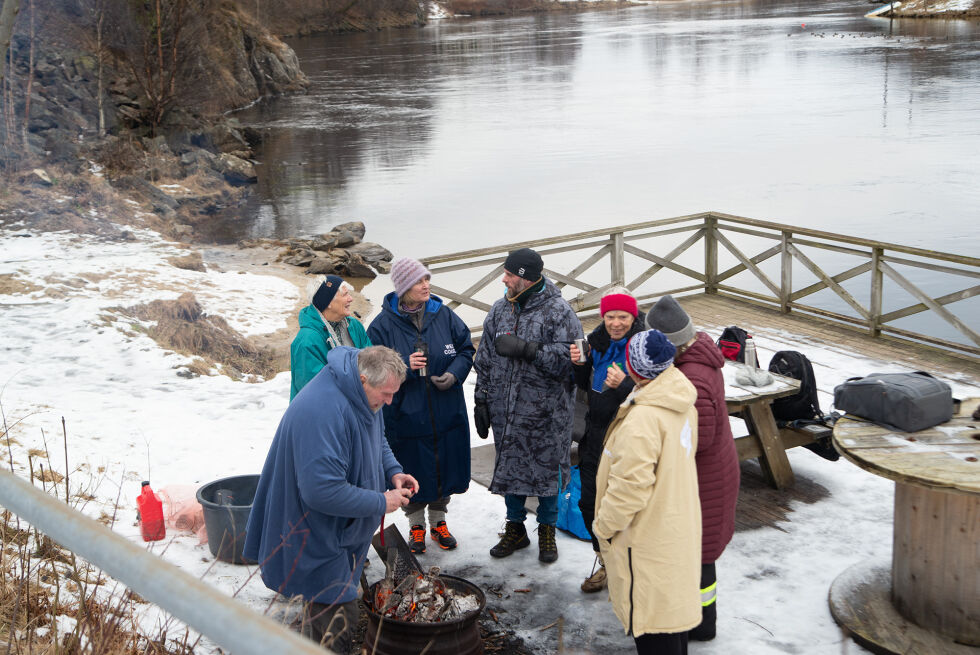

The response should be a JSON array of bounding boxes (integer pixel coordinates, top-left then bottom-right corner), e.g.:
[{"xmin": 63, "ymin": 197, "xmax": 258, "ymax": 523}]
[
  {"xmin": 503, "ymin": 248, "xmax": 543, "ymax": 281},
  {"xmin": 312, "ymin": 275, "xmax": 344, "ymax": 312}
]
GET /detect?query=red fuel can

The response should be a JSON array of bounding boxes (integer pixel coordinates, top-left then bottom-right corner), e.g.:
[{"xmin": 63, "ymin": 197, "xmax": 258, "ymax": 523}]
[{"xmin": 137, "ymin": 481, "xmax": 165, "ymax": 541}]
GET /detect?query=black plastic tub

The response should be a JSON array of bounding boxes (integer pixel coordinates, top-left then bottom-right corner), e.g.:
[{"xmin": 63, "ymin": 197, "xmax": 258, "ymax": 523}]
[{"xmin": 196, "ymin": 474, "xmax": 260, "ymax": 565}]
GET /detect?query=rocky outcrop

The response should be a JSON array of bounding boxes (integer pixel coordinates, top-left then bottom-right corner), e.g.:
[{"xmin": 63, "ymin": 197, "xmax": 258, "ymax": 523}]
[
  {"xmin": 242, "ymin": 222, "xmax": 394, "ymax": 279},
  {"xmin": 0, "ymin": 0, "xmax": 307, "ymax": 239}
]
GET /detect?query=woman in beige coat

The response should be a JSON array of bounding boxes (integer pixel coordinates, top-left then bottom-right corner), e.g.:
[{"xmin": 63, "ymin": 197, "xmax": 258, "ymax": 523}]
[{"xmin": 594, "ymin": 329, "xmax": 702, "ymax": 655}]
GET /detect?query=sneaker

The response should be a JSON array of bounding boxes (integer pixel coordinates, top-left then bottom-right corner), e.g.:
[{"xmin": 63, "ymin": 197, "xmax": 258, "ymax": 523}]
[
  {"xmin": 409, "ymin": 524, "xmax": 426, "ymax": 554},
  {"xmin": 489, "ymin": 521, "xmax": 530, "ymax": 558},
  {"xmin": 538, "ymin": 524, "xmax": 558, "ymax": 563},
  {"xmin": 581, "ymin": 554, "xmax": 607, "ymax": 593},
  {"xmin": 429, "ymin": 521, "xmax": 458, "ymax": 550}
]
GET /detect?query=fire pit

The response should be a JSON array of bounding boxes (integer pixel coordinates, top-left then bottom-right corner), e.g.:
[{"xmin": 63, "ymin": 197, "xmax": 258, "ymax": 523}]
[{"xmin": 363, "ymin": 569, "xmax": 486, "ymax": 655}]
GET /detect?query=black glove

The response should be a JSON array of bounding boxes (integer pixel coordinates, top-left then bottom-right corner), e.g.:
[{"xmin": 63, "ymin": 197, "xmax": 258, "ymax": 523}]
[
  {"xmin": 494, "ymin": 333, "xmax": 540, "ymax": 362},
  {"xmin": 474, "ymin": 389, "xmax": 491, "ymax": 439}
]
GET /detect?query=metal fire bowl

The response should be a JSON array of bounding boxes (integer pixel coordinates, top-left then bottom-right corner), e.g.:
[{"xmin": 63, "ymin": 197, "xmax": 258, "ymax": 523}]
[{"xmin": 364, "ymin": 575, "xmax": 487, "ymax": 655}]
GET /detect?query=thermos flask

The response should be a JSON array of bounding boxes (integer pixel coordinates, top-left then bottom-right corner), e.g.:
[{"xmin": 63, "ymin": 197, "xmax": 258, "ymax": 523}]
[
  {"xmin": 415, "ymin": 339, "xmax": 429, "ymax": 377},
  {"xmin": 744, "ymin": 337, "xmax": 758, "ymax": 369}
]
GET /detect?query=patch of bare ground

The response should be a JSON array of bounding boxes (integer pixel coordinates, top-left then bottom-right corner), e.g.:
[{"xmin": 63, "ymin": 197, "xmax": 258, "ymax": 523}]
[
  {"xmin": 0, "ymin": 166, "xmax": 163, "ymax": 239},
  {"xmin": 0, "ymin": 273, "xmax": 43, "ymax": 295},
  {"xmin": 167, "ymin": 251, "xmax": 206, "ymax": 272},
  {"xmin": 201, "ymin": 242, "xmax": 376, "ymax": 355},
  {"xmin": 114, "ymin": 292, "xmax": 286, "ymax": 381}
]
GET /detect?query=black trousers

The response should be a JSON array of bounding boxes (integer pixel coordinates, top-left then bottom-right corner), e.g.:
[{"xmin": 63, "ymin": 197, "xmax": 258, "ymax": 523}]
[
  {"xmin": 690, "ymin": 562, "xmax": 718, "ymax": 641},
  {"xmin": 634, "ymin": 631, "xmax": 688, "ymax": 655},
  {"xmin": 299, "ymin": 598, "xmax": 361, "ymax": 654},
  {"xmin": 577, "ymin": 429, "xmax": 603, "ymax": 552}
]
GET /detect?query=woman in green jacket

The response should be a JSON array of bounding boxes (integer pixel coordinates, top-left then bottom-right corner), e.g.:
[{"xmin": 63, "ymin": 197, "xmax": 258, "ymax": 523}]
[{"xmin": 289, "ymin": 274, "xmax": 371, "ymax": 400}]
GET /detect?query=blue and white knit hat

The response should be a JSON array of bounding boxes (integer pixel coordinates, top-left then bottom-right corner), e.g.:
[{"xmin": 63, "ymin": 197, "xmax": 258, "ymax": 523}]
[{"xmin": 626, "ymin": 329, "xmax": 676, "ymax": 380}]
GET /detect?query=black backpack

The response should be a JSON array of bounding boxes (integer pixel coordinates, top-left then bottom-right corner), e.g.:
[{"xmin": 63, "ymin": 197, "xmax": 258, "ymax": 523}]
[
  {"xmin": 717, "ymin": 326, "xmax": 750, "ymax": 362},
  {"xmin": 768, "ymin": 350, "xmax": 822, "ymax": 422}
]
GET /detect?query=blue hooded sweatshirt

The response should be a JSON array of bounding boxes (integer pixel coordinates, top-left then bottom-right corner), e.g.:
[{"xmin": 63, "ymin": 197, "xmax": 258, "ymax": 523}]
[
  {"xmin": 243, "ymin": 347, "xmax": 402, "ymax": 604},
  {"xmin": 367, "ymin": 293, "xmax": 474, "ymax": 504}
]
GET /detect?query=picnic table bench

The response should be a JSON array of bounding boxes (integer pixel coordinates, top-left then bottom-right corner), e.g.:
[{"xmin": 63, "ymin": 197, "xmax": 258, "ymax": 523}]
[{"xmin": 723, "ymin": 360, "xmax": 813, "ymax": 490}]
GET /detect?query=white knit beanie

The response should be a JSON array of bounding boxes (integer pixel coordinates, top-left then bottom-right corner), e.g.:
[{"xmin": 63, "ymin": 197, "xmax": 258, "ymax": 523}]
[{"xmin": 390, "ymin": 258, "xmax": 431, "ymax": 298}]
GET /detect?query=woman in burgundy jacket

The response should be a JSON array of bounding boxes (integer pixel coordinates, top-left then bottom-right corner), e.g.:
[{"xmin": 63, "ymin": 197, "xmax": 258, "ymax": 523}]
[{"xmin": 646, "ymin": 295, "xmax": 739, "ymax": 642}]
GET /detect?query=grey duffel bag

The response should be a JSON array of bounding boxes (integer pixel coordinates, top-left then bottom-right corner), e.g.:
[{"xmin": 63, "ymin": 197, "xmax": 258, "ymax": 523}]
[{"xmin": 833, "ymin": 371, "xmax": 953, "ymax": 432}]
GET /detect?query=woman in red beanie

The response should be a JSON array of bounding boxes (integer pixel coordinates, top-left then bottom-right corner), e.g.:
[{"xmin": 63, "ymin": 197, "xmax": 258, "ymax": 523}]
[{"xmin": 569, "ymin": 287, "xmax": 644, "ymax": 593}]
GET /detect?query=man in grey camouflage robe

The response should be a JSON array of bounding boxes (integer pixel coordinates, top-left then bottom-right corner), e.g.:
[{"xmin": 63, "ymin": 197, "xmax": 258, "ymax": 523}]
[{"xmin": 472, "ymin": 248, "xmax": 584, "ymax": 563}]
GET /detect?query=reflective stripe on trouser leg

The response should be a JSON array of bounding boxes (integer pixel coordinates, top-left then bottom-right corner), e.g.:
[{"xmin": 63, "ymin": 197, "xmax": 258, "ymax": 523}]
[{"xmin": 700, "ymin": 581, "xmax": 717, "ymax": 607}]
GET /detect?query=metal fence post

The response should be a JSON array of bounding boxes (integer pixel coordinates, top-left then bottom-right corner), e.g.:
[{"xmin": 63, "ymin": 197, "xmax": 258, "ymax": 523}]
[{"xmin": 0, "ymin": 470, "xmax": 330, "ymax": 655}]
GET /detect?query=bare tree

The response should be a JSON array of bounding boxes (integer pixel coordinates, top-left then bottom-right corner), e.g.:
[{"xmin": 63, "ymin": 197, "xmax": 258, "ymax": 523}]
[
  {"xmin": 0, "ymin": 0, "xmax": 18, "ymax": 159},
  {"xmin": 101, "ymin": 0, "xmax": 207, "ymax": 133},
  {"xmin": 20, "ymin": 0, "xmax": 32, "ymax": 147},
  {"xmin": 0, "ymin": 0, "xmax": 20, "ymax": 79}
]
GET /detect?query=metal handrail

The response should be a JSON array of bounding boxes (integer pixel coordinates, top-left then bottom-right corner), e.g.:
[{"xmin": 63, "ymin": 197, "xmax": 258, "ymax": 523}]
[{"xmin": 0, "ymin": 469, "xmax": 330, "ymax": 655}]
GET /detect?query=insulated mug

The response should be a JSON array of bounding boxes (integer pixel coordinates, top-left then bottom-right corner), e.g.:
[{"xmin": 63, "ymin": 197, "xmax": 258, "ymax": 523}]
[{"xmin": 574, "ymin": 338, "xmax": 588, "ymax": 363}]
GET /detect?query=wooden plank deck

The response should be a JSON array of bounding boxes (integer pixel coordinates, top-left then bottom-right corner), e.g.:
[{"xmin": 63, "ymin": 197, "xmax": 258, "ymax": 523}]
[
  {"xmin": 469, "ymin": 293, "xmax": 978, "ymax": 532},
  {"xmin": 470, "ymin": 445, "xmax": 832, "ymax": 534}
]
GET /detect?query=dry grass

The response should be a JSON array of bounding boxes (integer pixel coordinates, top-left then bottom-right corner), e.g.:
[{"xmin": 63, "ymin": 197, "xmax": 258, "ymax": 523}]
[
  {"xmin": 115, "ymin": 293, "xmax": 285, "ymax": 381},
  {"xmin": 0, "ymin": 274, "xmax": 44, "ymax": 296},
  {"xmin": 0, "ymin": 433, "xmax": 199, "ymax": 655},
  {"xmin": 167, "ymin": 253, "xmax": 205, "ymax": 273}
]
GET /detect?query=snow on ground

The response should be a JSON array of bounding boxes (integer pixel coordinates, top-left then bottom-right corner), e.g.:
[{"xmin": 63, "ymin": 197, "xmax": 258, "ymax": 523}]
[
  {"xmin": 1, "ymin": 225, "xmax": 978, "ymax": 654},
  {"xmin": 867, "ymin": 0, "xmax": 979, "ymax": 15}
]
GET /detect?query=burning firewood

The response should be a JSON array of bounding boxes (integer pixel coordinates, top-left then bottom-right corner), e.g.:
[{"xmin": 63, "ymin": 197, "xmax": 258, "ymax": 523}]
[{"xmin": 373, "ymin": 565, "xmax": 480, "ymax": 623}]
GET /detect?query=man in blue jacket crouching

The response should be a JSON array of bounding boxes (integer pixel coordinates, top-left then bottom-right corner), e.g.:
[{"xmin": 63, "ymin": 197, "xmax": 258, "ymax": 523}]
[{"xmin": 244, "ymin": 346, "xmax": 420, "ymax": 653}]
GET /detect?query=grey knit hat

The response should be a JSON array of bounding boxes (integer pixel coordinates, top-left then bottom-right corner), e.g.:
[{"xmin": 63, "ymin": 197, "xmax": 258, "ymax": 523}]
[
  {"xmin": 645, "ymin": 295, "xmax": 696, "ymax": 346},
  {"xmin": 390, "ymin": 258, "xmax": 431, "ymax": 298}
]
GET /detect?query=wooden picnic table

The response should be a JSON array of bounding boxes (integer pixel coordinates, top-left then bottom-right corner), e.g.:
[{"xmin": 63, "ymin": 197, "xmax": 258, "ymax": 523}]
[
  {"xmin": 723, "ymin": 361, "xmax": 803, "ymax": 490},
  {"xmin": 828, "ymin": 398, "xmax": 980, "ymax": 654}
]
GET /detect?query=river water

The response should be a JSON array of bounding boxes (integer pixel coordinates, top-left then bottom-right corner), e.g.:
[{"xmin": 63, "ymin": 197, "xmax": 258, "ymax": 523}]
[{"xmin": 222, "ymin": 0, "xmax": 980, "ymax": 260}]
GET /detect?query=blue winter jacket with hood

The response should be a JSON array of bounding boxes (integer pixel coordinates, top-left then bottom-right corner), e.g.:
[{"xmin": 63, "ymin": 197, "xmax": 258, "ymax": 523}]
[
  {"xmin": 367, "ymin": 293, "xmax": 474, "ymax": 504},
  {"xmin": 243, "ymin": 347, "xmax": 402, "ymax": 604}
]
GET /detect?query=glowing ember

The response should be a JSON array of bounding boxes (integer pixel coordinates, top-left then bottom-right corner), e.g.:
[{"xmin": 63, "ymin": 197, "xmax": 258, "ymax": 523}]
[{"xmin": 374, "ymin": 566, "xmax": 479, "ymax": 623}]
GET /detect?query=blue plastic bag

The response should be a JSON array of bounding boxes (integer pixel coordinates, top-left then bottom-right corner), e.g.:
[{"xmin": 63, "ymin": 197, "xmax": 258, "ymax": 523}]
[{"xmin": 556, "ymin": 465, "xmax": 591, "ymax": 541}]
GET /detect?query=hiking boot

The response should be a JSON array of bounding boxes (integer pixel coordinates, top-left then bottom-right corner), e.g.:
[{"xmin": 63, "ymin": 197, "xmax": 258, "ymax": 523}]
[
  {"xmin": 429, "ymin": 521, "xmax": 458, "ymax": 550},
  {"xmin": 581, "ymin": 554, "xmax": 607, "ymax": 593},
  {"xmin": 538, "ymin": 524, "xmax": 558, "ymax": 563},
  {"xmin": 689, "ymin": 602, "xmax": 717, "ymax": 641},
  {"xmin": 489, "ymin": 521, "xmax": 530, "ymax": 558},
  {"xmin": 408, "ymin": 524, "xmax": 426, "ymax": 554}
]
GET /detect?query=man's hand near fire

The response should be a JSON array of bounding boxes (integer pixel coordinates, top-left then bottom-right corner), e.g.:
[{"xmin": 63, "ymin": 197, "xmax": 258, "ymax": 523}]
[{"xmin": 385, "ymin": 472, "xmax": 420, "ymax": 512}]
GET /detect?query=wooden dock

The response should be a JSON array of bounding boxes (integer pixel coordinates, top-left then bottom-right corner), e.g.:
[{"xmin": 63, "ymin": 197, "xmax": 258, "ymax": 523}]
[
  {"xmin": 472, "ymin": 292, "xmax": 979, "ymax": 533},
  {"xmin": 450, "ymin": 213, "xmax": 978, "ymax": 533}
]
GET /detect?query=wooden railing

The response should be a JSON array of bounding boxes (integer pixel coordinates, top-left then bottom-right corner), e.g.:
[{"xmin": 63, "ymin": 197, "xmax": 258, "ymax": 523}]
[{"xmin": 420, "ymin": 211, "xmax": 980, "ymax": 361}]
